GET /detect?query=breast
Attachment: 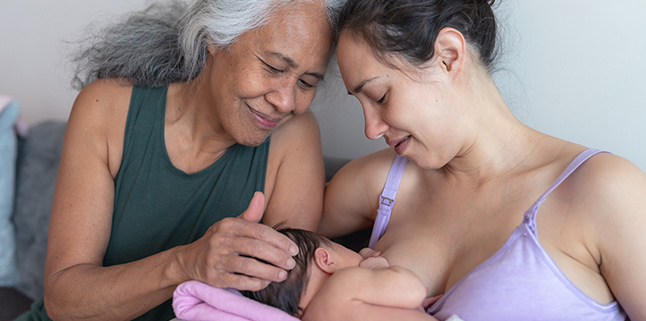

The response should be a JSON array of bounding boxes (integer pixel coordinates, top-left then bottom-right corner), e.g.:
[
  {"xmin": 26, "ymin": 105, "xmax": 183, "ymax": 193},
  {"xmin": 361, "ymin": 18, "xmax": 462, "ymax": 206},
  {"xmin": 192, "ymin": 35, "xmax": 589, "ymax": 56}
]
[
  {"xmin": 374, "ymin": 202, "xmax": 523, "ymax": 297},
  {"xmin": 376, "ymin": 220, "xmax": 453, "ymax": 296}
]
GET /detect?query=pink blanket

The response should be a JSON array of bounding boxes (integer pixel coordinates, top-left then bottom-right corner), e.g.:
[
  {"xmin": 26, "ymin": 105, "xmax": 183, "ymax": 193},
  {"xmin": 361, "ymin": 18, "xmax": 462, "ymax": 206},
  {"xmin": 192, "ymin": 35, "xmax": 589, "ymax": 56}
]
[{"xmin": 173, "ymin": 280, "xmax": 300, "ymax": 321}]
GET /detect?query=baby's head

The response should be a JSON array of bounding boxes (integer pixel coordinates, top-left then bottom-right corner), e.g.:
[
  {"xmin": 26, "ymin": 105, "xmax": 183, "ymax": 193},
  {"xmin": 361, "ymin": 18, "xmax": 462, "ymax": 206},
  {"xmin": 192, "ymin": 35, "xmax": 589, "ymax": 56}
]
[{"xmin": 241, "ymin": 227, "xmax": 362, "ymax": 316}]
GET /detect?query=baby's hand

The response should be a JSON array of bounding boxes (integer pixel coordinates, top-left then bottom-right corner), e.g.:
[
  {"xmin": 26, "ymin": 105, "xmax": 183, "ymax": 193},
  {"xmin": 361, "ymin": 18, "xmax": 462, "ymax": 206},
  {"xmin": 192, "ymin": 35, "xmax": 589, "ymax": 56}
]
[
  {"xmin": 359, "ymin": 255, "xmax": 389, "ymax": 270},
  {"xmin": 359, "ymin": 247, "xmax": 382, "ymax": 259}
]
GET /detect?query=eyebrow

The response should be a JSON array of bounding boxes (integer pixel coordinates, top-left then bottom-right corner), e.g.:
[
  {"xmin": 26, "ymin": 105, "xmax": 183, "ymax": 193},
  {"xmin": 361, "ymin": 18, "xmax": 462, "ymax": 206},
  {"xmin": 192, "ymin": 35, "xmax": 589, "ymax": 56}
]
[
  {"xmin": 268, "ymin": 51, "xmax": 325, "ymax": 81},
  {"xmin": 348, "ymin": 77, "xmax": 378, "ymax": 95}
]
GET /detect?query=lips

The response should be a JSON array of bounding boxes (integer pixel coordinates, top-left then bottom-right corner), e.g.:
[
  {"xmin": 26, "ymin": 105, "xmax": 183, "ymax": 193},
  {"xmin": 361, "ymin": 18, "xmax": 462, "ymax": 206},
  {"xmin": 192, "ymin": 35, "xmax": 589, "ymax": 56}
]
[
  {"xmin": 387, "ymin": 136, "xmax": 410, "ymax": 148},
  {"xmin": 248, "ymin": 106, "xmax": 282, "ymax": 130},
  {"xmin": 387, "ymin": 136, "xmax": 410, "ymax": 155}
]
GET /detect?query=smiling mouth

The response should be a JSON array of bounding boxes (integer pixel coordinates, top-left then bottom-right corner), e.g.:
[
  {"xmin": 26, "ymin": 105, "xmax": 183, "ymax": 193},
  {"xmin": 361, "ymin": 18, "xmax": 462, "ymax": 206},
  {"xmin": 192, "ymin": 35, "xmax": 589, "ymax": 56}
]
[
  {"xmin": 396, "ymin": 136, "xmax": 410, "ymax": 147},
  {"xmin": 388, "ymin": 136, "xmax": 410, "ymax": 148},
  {"xmin": 248, "ymin": 106, "xmax": 282, "ymax": 130}
]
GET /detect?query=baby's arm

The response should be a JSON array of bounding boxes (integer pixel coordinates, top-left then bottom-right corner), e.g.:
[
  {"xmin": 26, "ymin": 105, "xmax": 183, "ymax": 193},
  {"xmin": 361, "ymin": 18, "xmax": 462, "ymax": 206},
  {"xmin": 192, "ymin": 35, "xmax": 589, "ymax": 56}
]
[
  {"xmin": 327, "ymin": 265, "xmax": 427, "ymax": 309},
  {"xmin": 303, "ymin": 267, "xmax": 435, "ymax": 321}
]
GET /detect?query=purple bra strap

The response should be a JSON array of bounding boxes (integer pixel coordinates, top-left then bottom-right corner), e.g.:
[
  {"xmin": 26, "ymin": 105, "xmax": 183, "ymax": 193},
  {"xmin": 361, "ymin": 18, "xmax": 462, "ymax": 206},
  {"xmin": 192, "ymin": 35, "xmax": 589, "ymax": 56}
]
[
  {"xmin": 525, "ymin": 148, "xmax": 610, "ymax": 233},
  {"xmin": 369, "ymin": 155, "xmax": 408, "ymax": 249}
]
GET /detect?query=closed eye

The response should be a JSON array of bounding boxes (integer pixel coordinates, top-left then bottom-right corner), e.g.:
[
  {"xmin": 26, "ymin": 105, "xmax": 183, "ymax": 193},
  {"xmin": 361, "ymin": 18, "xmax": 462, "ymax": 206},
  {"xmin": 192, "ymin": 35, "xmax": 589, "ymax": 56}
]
[
  {"xmin": 298, "ymin": 78, "xmax": 314, "ymax": 89},
  {"xmin": 377, "ymin": 93, "xmax": 387, "ymax": 104},
  {"xmin": 260, "ymin": 59, "xmax": 284, "ymax": 74}
]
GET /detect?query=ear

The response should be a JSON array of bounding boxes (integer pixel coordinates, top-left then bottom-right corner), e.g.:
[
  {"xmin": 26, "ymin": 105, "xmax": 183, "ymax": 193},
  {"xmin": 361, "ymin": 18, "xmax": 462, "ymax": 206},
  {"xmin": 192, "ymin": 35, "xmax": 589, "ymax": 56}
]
[
  {"xmin": 434, "ymin": 27, "xmax": 466, "ymax": 75},
  {"xmin": 313, "ymin": 248, "xmax": 338, "ymax": 274}
]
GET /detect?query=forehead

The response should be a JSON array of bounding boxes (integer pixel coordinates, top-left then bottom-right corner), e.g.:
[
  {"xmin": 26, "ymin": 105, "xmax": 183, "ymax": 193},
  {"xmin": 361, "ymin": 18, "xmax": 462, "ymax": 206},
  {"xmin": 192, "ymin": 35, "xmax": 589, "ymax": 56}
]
[
  {"xmin": 338, "ymin": 32, "xmax": 427, "ymax": 91},
  {"xmin": 239, "ymin": 1, "xmax": 333, "ymax": 68},
  {"xmin": 337, "ymin": 33, "xmax": 384, "ymax": 89}
]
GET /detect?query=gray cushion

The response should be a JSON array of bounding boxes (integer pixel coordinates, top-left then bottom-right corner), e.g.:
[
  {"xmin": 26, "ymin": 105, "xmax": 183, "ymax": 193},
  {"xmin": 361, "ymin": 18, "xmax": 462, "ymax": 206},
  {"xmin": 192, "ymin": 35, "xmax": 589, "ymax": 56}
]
[{"xmin": 13, "ymin": 121, "xmax": 66, "ymax": 300}]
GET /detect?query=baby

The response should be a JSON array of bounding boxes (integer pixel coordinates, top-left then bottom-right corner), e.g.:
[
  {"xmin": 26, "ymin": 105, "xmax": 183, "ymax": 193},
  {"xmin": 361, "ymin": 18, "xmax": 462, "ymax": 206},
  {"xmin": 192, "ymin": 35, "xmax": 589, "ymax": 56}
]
[{"xmin": 241, "ymin": 227, "xmax": 442, "ymax": 321}]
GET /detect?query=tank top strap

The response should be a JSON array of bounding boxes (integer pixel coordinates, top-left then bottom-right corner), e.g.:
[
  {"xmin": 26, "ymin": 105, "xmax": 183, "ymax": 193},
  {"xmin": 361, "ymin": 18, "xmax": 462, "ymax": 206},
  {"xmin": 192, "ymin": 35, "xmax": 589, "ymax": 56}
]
[
  {"xmin": 524, "ymin": 148, "xmax": 610, "ymax": 233},
  {"xmin": 369, "ymin": 155, "xmax": 408, "ymax": 249}
]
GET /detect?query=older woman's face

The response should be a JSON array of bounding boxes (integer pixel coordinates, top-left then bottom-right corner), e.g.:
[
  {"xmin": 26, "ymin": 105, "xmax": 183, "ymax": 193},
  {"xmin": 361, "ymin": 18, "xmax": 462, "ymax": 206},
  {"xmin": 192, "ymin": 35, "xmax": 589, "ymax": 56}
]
[{"xmin": 207, "ymin": 1, "xmax": 333, "ymax": 146}]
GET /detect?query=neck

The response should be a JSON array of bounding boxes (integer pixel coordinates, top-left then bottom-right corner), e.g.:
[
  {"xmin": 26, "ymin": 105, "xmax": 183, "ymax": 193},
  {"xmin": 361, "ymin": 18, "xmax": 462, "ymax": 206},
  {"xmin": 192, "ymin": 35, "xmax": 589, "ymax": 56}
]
[
  {"xmin": 166, "ymin": 75, "xmax": 235, "ymax": 157},
  {"xmin": 438, "ymin": 67, "xmax": 548, "ymax": 184},
  {"xmin": 299, "ymin": 268, "xmax": 330, "ymax": 313}
]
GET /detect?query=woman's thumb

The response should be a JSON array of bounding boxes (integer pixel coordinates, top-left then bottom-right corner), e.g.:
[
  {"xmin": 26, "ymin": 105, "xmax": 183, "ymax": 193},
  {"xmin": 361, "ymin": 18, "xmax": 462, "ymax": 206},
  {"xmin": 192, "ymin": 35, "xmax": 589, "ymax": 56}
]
[{"xmin": 239, "ymin": 191, "xmax": 265, "ymax": 223}]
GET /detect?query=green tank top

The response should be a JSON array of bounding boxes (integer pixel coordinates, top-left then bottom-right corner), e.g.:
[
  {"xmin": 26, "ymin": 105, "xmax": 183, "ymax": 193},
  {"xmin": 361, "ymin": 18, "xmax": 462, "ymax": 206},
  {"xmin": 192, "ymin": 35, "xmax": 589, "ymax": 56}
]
[{"xmin": 17, "ymin": 86, "xmax": 269, "ymax": 321}]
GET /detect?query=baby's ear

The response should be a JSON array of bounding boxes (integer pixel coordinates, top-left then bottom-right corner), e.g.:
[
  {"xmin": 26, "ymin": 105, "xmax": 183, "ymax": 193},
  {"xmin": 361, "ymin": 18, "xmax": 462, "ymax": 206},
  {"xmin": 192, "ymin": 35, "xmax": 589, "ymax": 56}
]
[{"xmin": 313, "ymin": 247, "xmax": 337, "ymax": 273}]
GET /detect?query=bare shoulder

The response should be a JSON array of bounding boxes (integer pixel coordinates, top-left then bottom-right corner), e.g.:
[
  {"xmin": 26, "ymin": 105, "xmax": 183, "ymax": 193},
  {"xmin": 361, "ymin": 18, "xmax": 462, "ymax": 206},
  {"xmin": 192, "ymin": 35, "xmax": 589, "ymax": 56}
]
[
  {"xmin": 563, "ymin": 151, "xmax": 646, "ymax": 254},
  {"xmin": 329, "ymin": 148, "xmax": 398, "ymax": 189},
  {"xmin": 267, "ymin": 111, "xmax": 322, "ymax": 168},
  {"xmin": 70, "ymin": 78, "xmax": 132, "ymax": 131},
  {"xmin": 73, "ymin": 78, "xmax": 132, "ymax": 113},
  {"xmin": 270, "ymin": 111, "xmax": 320, "ymax": 146},
  {"xmin": 67, "ymin": 78, "xmax": 133, "ymax": 177},
  {"xmin": 263, "ymin": 111, "xmax": 325, "ymax": 229},
  {"xmin": 569, "ymin": 153, "xmax": 646, "ymax": 318},
  {"xmin": 570, "ymin": 152, "xmax": 646, "ymax": 218}
]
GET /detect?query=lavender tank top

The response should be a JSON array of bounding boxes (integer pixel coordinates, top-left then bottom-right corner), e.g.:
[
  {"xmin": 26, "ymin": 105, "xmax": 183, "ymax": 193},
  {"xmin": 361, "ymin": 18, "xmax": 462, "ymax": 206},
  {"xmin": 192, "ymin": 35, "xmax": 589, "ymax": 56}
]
[
  {"xmin": 372, "ymin": 150, "xmax": 627, "ymax": 320},
  {"xmin": 369, "ymin": 155, "xmax": 408, "ymax": 249}
]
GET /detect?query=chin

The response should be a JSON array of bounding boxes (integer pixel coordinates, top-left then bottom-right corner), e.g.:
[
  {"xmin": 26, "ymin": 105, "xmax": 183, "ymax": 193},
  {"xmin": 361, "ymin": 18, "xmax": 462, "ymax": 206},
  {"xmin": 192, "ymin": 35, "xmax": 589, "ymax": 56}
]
[
  {"xmin": 237, "ymin": 132, "xmax": 271, "ymax": 147},
  {"xmin": 408, "ymin": 154, "xmax": 443, "ymax": 171}
]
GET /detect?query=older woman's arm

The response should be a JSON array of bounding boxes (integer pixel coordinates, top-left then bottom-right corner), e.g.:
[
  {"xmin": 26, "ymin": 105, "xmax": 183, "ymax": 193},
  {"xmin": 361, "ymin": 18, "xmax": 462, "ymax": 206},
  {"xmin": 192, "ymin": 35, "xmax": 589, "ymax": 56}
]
[
  {"xmin": 43, "ymin": 81, "xmax": 297, "ymax": 321},
  {"xmin": 263, "ymin": 111, "xmax": 325, "ymax": 230}
]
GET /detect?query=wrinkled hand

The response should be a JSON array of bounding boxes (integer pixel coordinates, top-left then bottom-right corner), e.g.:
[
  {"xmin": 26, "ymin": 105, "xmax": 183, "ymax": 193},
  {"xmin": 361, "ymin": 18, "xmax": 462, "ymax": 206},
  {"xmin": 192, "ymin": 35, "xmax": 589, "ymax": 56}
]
[
  {"xmin": 178, "ymin": 192, "xmax": 298, "ymax": 291},
  {"xmin": 358, "ymin": 247, "xmax": 389, "ymax": 270}
]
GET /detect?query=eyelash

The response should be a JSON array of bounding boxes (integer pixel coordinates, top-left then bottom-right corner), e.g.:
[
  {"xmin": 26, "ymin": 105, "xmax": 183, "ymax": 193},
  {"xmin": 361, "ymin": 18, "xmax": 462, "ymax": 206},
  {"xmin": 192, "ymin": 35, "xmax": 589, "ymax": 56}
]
[
  {"xmin": 261, "ymin": 59, "xmax": 315, "ymax": 89},
  {"xmin": 262, "ymin": 61, "xmax": 284, "ymax": 74},
  {"xmin": 298, "ymin": 79, "xmax": 314, "ymax": 89},
  {"xmin": 377, "ymin": 93, "xmax": 387, "ymax": 104}
]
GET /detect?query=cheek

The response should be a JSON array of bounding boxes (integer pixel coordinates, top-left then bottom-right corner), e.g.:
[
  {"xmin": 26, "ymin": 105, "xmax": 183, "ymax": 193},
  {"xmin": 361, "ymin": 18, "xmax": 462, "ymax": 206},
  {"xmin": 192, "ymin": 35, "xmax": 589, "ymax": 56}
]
[{"xmin": 293, "ymin": 90, "xmax": 317, "ymax": 114}]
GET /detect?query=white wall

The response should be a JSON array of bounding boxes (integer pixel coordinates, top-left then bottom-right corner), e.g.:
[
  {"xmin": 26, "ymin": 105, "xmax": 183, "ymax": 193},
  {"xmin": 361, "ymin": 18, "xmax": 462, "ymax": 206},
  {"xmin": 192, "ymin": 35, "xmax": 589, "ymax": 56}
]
[
  {"xmin": 2, "ymin": 1, "xmax": 645, "ymax": 171},
  {"xmin": 0, "ymin": 0, "xmax": 151, "ymax": 122}
]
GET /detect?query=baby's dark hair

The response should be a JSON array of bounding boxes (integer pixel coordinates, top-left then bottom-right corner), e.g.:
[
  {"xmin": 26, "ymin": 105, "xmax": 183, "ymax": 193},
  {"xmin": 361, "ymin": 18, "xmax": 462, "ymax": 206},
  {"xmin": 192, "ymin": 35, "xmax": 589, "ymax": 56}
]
[{"xmin": 241, "ymin": 227, "xmax": 332, "ymax": 316}]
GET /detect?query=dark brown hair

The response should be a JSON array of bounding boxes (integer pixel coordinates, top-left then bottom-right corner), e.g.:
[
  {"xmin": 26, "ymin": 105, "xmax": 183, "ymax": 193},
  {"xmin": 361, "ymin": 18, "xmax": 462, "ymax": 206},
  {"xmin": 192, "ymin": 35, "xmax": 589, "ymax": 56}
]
[
  {"xmin": 337, "ymin": 0, "xmax": 499, "ymax": 71},
  {"xmin": 241, "ymin": 227, "xmax": 332, "ymax": 316}
]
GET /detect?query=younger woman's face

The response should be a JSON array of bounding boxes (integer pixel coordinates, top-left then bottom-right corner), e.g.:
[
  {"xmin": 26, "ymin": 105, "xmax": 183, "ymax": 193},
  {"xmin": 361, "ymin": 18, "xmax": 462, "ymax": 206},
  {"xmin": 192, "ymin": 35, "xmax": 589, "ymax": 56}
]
[{"xmin": 336, "ymin": 32, "xmax": 465, "ymax": 169}]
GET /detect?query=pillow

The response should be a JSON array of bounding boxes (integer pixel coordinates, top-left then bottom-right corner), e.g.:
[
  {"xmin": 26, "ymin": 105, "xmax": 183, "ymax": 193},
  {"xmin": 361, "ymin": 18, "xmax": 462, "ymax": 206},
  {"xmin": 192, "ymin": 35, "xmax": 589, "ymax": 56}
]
[
  {"xmin": 13, "ymin": 121, "xmax": 66, "ymax": 300},
  {"xmin": 0, "ymin": 97, "xmax": 20, "ymax": 287}
]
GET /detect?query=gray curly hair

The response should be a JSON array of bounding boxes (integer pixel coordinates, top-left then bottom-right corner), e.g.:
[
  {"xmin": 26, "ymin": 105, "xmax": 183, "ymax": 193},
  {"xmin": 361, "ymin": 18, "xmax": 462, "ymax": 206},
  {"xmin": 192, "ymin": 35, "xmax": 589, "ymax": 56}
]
[{"xmin": 71, "ymin": 0, "xmax": 345, "ymax": 90}]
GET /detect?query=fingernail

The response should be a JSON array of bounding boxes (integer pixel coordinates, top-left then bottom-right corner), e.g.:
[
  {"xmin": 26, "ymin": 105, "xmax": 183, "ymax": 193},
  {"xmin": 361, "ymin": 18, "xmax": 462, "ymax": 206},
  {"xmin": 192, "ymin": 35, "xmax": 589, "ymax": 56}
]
[
  {"xmin": 278, "ymin": 270, "xmax": 287, "ymax": 280},
  {"xmin": 286, "ymin": 257, "xmax": 295, "ymax": 269},
  {"xmin": 289, "ymin": 244, "xmax": 298, "ymax": 256}
]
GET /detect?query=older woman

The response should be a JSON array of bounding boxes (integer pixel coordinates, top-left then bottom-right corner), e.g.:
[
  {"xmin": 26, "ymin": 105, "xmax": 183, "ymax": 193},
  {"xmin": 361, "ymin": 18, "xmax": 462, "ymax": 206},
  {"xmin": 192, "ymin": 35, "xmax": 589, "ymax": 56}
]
[
  {"xmin": 322, "ymin": 0, "xmax": 646, "ymax": 320},
  {"xmin": 15, "ymin": 0, "xmax": 345, "ymax": 320}
]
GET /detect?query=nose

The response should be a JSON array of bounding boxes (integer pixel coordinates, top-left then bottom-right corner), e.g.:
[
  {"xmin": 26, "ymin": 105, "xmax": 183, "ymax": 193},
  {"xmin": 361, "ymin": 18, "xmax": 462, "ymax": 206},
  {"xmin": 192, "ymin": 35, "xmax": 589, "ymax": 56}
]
[
  {"xmin": 265, "ymin": 78, "xmax": 296, "ymax": 114},
  {"xmin": 363, "ymin": 105, "xmax": 388, "ymax": 140}
]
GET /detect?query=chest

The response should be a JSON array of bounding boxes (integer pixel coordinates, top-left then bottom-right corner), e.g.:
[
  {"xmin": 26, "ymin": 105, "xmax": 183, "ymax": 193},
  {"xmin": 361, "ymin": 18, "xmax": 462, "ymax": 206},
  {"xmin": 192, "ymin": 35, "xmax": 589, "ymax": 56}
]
[{"xmin": 374, "ymin": 178, "xmax": 545, "ymax": 295}]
